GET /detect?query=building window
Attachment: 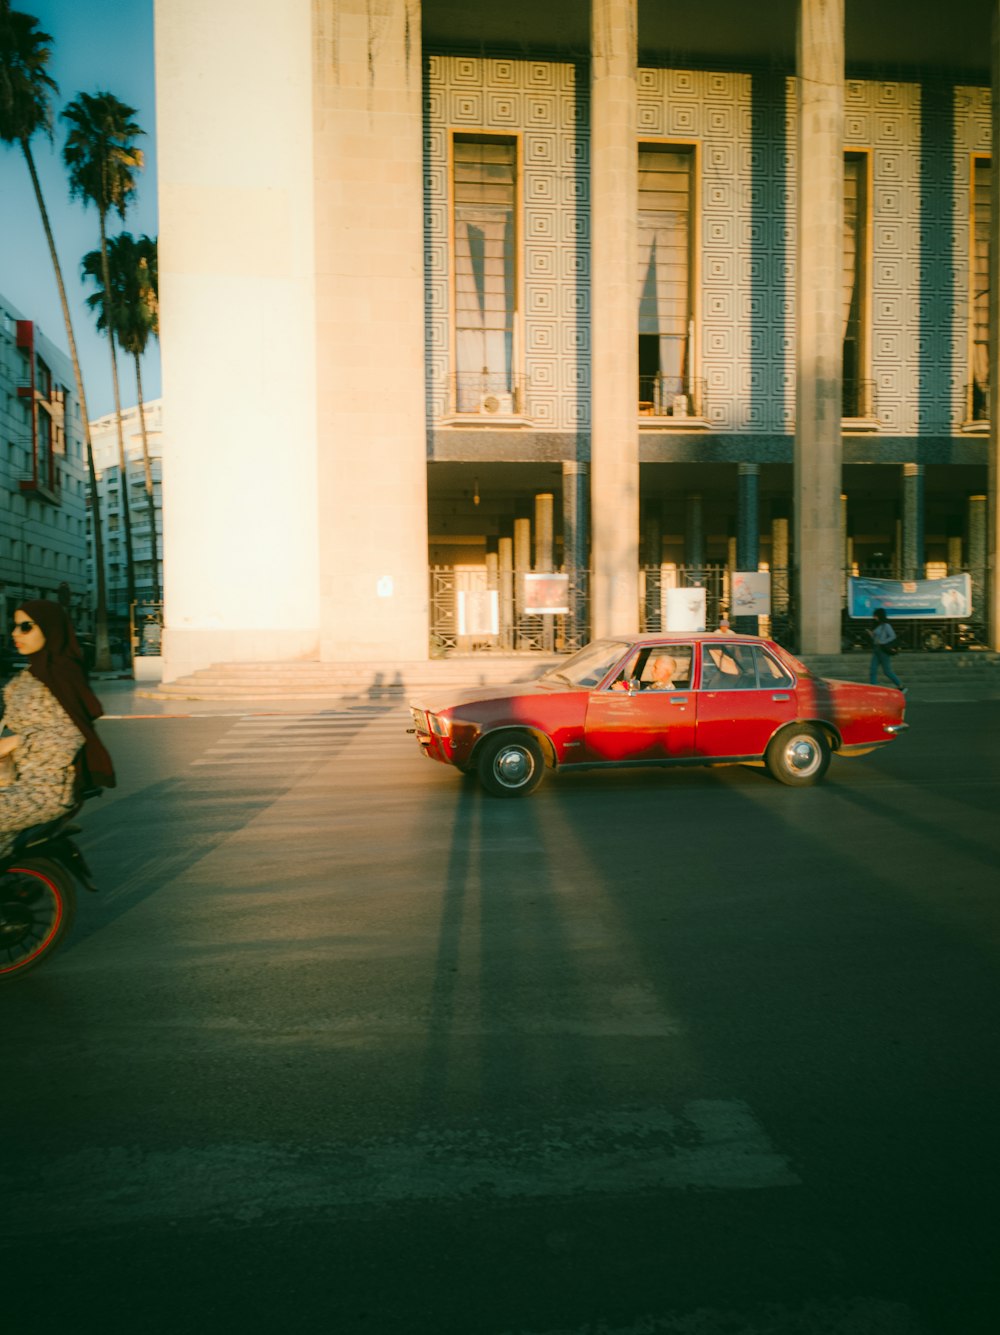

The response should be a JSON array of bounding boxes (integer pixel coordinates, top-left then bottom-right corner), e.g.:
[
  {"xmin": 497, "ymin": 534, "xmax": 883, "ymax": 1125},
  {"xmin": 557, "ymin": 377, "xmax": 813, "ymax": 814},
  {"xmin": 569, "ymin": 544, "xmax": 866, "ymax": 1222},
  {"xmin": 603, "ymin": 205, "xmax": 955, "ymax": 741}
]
[
  {"xmin": 971, "ymin": 154, "xmax": 990, "ymax": 422},
  {"xmin": 843, "ymin": 151, "xmax": 871, "ymax": 418},
  {"xmin": 452, "ymin": 133, "xmax": 518, "ymax": 414},
  {"xmin": 638, "ymin": 143, "xmax": 696, "ymax": 416}
]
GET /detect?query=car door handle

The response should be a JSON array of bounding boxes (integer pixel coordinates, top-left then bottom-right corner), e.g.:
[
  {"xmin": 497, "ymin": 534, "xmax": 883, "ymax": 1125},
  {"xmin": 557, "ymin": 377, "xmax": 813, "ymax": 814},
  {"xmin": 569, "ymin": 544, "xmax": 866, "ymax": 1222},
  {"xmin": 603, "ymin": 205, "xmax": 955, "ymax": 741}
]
[
  {"xmin": 772, "ymin": 693, "xmax": 791, "ymax": 702},
  {"xmin": 670, "ymin": 696, "xmax": 689, "ymax": 705}
]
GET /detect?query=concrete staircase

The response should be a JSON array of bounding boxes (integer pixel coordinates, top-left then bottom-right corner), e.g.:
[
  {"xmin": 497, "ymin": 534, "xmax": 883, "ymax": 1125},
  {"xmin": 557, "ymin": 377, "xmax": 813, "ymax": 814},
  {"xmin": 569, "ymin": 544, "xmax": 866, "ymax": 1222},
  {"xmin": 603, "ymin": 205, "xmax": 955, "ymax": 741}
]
[
  {"xmin": 139, "ymin": 648, "xmax": 1000, "ymax": 702},
  {"xmin": 798, "ymin": 649, "xmax": 1000, "ymax": 685},
  {"xmin": 139, "ymin": 655, "xmax": 561, "ymax": 701}
]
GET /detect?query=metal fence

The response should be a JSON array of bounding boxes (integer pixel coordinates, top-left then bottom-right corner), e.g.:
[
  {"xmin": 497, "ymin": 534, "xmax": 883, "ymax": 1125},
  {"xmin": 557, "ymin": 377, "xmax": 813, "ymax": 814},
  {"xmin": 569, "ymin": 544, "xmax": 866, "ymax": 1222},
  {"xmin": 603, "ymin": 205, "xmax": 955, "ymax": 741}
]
[
  {"xmin": 429, "ymin": 563, "xmax": 989, "ymax": 656},
  {"xmin": 429, "ymin": 566, "xmax": 590, "ymax": 657}
]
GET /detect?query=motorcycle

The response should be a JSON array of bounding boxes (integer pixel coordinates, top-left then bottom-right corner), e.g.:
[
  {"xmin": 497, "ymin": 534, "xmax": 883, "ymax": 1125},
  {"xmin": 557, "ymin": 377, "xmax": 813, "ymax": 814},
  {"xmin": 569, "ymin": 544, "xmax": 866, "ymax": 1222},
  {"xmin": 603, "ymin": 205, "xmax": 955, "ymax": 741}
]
[{"xmin": 0, "ymin": 800, "xmax": 99, "ymax": 980}]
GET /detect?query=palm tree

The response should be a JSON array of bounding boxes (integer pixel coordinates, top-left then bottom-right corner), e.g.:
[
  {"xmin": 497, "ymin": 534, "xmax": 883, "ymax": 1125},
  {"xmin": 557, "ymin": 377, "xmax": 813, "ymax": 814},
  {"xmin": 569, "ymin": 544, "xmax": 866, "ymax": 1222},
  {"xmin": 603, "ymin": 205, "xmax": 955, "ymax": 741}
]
[
  {"xmin": 62, "ymin": 90, "xmax": 144, "ymax": 618},
  {"xmin": 0, "ymin": 4, "xmax": 112, "ymax": 669},
  {"xmin": 82, "ymin": 231, "xmax": 160, "ymax": 602}
]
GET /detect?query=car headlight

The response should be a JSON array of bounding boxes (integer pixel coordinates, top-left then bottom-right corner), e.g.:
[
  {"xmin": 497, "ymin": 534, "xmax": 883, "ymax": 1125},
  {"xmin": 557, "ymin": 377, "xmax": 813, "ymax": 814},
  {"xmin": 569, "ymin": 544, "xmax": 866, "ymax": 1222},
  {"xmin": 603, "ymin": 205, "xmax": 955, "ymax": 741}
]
[{"xmin": 428, "ymin": 713, "xmax": 452, "ymax": 738}]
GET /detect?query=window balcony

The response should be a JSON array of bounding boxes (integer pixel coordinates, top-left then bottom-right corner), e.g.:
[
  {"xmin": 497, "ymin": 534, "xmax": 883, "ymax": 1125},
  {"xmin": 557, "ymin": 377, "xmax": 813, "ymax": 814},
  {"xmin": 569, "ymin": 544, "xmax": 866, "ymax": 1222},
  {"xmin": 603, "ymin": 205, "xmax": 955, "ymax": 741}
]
[
  {"xmin": 638, "ymin": 375, "xmax": 708, "ymax": 425},
  {"xmin": 446, "ymin": 373, "xmax": 528, "ymax": 422},
  {"xmin": 963, "ymin": 381, "xmax": 989, "ymax": 431}
]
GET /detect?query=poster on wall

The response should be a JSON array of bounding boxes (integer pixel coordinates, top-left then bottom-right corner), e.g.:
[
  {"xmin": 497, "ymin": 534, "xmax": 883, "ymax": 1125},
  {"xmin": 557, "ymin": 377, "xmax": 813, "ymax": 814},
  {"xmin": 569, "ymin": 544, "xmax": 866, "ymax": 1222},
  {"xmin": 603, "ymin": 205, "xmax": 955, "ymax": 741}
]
[
  {"xmin": 847, "ymin": 574, "xmax": 972, "ymax": 620},
  {"xmin": 457, "ymin": 589, "xmax": 499, "ymax": 636},
  {"xmin": 664, "ymin": 586, "xmax": 706, "ymax": 631},
  {"xmin": 731, "ymin": 571, "xmax": 771, "ymax": 617},
  {"xmin": 523, "ymin": 573, "xmax": 570, "ymax": 614}
]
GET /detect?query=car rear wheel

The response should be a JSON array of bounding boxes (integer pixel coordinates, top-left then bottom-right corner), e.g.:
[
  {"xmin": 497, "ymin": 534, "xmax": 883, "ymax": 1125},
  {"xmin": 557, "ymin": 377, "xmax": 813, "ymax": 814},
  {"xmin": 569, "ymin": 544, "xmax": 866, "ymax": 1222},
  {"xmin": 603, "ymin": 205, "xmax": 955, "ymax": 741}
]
[
  {"xmin": 765, "ymin": 724, "xmax": 830, "ymax": 787},
  {"xmin": 477, "ymin": 733, "xmax": 545, "ymax": 798}
]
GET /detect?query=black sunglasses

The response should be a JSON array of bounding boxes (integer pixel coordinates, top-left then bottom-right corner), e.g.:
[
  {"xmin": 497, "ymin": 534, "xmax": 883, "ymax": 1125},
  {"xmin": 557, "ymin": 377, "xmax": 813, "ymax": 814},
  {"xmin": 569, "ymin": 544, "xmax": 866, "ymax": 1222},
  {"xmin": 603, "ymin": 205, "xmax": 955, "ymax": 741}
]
[{"xmin": 12, "ymin": 620, "xmax": 36, "ymax": 633}]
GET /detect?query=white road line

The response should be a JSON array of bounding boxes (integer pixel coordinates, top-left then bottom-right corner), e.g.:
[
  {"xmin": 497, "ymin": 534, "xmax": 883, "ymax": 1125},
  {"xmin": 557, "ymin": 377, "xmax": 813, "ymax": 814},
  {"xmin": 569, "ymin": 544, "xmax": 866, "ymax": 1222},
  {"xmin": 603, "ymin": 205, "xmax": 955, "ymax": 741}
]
[{"xmin": 2, "ymin": 1100, "xmax": 798, "ymax": 1236}]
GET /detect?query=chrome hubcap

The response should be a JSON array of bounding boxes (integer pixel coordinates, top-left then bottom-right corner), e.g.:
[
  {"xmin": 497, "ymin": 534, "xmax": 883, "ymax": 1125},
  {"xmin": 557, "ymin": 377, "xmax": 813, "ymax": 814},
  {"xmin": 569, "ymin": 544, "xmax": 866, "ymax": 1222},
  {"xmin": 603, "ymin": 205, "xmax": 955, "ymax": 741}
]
[
  {"xmin": 495, "ymin": 746, "xmax": 532, "ymax": 786},
  {"xmin": 786, "ymin": 737, "xmax": 819, "ymax": 775}
]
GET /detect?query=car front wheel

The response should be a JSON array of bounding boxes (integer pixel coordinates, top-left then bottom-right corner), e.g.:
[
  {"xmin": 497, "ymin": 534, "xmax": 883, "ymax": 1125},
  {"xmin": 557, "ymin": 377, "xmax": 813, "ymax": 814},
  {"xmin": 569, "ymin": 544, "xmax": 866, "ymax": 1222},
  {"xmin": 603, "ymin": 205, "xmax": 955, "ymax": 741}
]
[
  {"xmin": 765, "ymin": 724, "xmax": 831, "ymax": 787},
  {"xmin": 477, "ymin": 733, "xmax": 545, "ymax": 798}
]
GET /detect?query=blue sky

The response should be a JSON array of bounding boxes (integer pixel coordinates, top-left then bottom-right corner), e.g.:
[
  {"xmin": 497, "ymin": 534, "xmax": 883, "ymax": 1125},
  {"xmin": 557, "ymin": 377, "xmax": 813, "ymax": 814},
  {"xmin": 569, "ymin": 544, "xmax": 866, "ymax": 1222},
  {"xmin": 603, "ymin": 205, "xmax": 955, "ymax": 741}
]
[{"xmin": 0, "ymin": 0, "xmax": 158, "ymax": 420}]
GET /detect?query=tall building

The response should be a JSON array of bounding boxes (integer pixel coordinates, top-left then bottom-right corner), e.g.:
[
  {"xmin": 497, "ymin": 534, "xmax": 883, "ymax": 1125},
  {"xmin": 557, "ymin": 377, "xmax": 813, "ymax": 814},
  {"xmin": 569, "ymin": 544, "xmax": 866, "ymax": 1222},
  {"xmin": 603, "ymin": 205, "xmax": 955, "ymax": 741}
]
[
  {"xmin": 154, "ymin": 0, "xmax": 1000, "ymax": 680},
  {"xmin": 88, "ymin": 399, "xmax": 163, "ymax": 622},
  {"xmin": 0, "ymin": 296, "xmax": 89, "ymax": 631}
]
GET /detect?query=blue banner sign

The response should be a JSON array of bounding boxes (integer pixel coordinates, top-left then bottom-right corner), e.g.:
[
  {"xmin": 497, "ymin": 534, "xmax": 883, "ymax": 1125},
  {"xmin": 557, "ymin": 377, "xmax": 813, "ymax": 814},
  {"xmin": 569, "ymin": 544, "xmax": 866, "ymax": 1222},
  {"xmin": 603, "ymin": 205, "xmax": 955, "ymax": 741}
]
[{"xmin": 847, "ymin": 574, "xmax": 972, "ymax": 620}]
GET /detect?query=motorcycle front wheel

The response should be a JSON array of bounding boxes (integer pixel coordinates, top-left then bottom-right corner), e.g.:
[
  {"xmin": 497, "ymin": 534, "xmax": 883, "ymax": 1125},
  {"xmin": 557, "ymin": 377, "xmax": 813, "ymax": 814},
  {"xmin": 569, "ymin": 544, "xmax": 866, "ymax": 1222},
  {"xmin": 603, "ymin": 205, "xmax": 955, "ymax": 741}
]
[{"xmin": 0, "ymin": 857, "xmax": 76, "ymax": 980}]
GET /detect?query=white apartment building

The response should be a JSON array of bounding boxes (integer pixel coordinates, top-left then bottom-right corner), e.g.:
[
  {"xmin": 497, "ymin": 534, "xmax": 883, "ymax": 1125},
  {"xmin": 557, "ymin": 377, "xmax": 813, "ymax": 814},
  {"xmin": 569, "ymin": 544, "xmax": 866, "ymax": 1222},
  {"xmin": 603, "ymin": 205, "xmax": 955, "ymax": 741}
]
[
  {"xmin": 88, "ymin": 398, "xmax": 164, "ymax": 621},
  {"xmin": 0, "ymin": 295, "xmax": 89, "ymax": 632}
]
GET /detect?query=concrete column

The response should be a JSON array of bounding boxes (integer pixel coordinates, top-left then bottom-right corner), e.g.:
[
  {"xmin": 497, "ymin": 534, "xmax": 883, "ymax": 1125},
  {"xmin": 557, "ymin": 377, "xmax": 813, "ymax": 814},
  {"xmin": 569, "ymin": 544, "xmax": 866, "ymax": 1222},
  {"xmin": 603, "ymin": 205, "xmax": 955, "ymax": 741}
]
[
  {"xmin": 156, "ymin": 0, "xmax": 319, "ymax": 679},
  {"xmin": 736, "ymin": 464, "xmax": 760, "ymax": 571},
  {"xmin": 771, "ymin": 515, "xmax": 790, "ymax": 611},
  {"xmin": 313, "ymin": 0, "xmax": 428, "ymax": 662},
  {"xmin": 562, "ymin": 462, "xmax": 589, "ymax": 576},
  {"xmin": 794, "ymin": 0, "xmax": 844, "ymax": 652},
  {"xmin": 591, "ymin": 0, "xmax": 639, "ymax": 636},
  {"xmin": 841, "ymin": 491, "xmax": 849, "ymax": 599},
  {"xmin": 498, "ymin": 536, "xmax": 514, "ymax": 649},
  {"xmin": 514, "ymin": 518, "xmax": 532, "ymax": 577},
  {"xmin": 534, "ymin": 493, "xmax": 554, "ymax": 572},
  {"xmin": 947, "ymin": 535, "xmax": 962, "ymax": 573},
  {"xmin": 968, "ymin": 493, "xmax": 987, "ymax": 620},
  {"xmin": 562, "ymin": 461, "xmax": 589, "ymax": 647},
  {"xmin": 901, "ymin": 463, "xmax": 925, "ymax": 580},
  {"xmin": 514, "ymin": 516, "xmax": 532, "ymax": 648},
  {"xmin": 685, "ymin": 493, "xmax": 706, "ymax": 568},
  {"xmin": 989, "ymin": 7, "xmax": 1000, "ymax": 647}
]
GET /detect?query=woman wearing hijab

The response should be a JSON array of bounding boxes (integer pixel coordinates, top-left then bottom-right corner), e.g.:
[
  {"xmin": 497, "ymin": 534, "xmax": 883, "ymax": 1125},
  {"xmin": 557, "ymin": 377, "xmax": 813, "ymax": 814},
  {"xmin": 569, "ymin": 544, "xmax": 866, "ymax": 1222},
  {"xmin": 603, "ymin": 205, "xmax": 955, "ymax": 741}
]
[{"xmin": 0, "ymin": 600, "xmax": 115, "ymax": 861}]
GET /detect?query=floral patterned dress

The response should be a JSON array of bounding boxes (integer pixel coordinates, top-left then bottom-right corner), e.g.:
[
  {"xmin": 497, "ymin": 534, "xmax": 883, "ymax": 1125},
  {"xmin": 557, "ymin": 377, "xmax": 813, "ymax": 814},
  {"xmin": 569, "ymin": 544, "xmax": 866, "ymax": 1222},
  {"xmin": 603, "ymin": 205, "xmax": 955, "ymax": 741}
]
[{"xmin": 0, "ymin": 671, "xmax": 83, "ymax": 861}]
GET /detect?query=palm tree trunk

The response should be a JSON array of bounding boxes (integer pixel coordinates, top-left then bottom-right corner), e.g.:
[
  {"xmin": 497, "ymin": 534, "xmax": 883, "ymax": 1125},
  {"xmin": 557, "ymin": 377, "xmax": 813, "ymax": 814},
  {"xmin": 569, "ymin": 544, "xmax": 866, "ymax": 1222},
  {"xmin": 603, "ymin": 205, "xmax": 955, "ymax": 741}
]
[
  {"xmin": 98, "ymin": 208, "xmax": 137, "ymax": 623},
  {"xmin": 20, "ymin": 136, "xmax": 111, "ymax": 672},
  {"xmin": 132, "ymin": 353, "xmax": 160, "ymax": 602}
]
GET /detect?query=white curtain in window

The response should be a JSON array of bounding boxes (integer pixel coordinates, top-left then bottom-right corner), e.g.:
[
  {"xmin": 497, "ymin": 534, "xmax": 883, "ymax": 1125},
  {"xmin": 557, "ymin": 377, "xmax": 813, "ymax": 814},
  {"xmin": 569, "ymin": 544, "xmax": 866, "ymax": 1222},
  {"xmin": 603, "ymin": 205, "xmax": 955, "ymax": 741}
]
[
  {"xmin": 455, "ymin": 210, "xmax": 511, "ymax": 401},
  {"xmin": 638, "ymin": 149, "xmax": 690, "ymax": 394}
]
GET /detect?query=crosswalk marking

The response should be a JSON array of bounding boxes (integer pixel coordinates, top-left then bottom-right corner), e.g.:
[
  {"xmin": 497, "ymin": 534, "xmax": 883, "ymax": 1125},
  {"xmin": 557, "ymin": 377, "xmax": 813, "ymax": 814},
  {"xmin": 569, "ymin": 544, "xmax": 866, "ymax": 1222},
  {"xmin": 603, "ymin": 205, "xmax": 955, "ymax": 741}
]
[{"xmin": 192, "ymin": 708, "xmax": 414, "ymax": 771}]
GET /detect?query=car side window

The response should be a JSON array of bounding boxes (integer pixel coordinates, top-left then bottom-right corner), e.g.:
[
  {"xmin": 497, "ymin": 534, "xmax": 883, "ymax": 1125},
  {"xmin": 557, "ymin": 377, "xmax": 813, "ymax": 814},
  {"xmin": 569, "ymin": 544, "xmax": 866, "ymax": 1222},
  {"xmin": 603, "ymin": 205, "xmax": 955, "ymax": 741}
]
[
  {"xmin": 699, "ymin": 642, "xmax": 756, "ymax": 690},
  {"xmin": 753, "ymin": 646, "xmax": 793, "ymax": 687}
]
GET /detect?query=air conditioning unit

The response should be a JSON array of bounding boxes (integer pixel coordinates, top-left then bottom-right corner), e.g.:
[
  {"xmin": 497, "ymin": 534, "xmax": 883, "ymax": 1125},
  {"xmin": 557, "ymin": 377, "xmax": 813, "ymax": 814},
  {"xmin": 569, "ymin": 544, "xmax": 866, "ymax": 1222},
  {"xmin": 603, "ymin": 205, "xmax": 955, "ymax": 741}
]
[{"xmin": 479, "ymin": 392, "xmax": 514, "ymax": 415}]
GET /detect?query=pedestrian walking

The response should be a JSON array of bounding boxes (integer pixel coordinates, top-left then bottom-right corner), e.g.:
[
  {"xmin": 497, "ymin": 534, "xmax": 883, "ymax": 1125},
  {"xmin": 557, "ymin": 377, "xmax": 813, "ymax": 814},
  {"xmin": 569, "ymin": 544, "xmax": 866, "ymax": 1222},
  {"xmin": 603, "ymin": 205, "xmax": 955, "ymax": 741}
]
[{"xmin": 868, "ymin": 606, "xmax": 906, "ymax": 693}]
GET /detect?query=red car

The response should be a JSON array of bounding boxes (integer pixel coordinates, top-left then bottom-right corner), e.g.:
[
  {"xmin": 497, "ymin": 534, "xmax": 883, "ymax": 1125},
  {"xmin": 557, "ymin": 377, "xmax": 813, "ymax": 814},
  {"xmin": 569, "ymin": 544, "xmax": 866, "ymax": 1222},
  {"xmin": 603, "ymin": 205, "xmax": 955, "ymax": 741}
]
[{"xmin": 409, "ymin": 633, "xmax": 908, "ymax": 797}]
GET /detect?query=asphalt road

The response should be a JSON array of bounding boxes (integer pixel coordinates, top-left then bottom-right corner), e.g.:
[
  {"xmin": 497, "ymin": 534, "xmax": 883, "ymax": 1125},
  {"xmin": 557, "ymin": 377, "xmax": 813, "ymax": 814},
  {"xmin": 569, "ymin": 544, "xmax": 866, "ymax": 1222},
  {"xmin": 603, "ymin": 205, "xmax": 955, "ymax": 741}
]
[{"xmin": 2, "ymin": 699, "xmax": 999, "ymax": 1335}]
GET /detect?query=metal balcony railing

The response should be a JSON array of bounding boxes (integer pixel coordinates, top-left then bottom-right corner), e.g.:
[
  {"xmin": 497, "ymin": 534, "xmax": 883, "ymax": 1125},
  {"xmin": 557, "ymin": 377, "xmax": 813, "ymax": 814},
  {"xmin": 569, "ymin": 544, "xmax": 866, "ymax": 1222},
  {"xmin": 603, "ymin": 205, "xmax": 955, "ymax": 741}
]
[
  {"xmin": 449, "ymin": 373, "xmax": 527, "ymax": 417},
  {"xmin": 842, "ymin": 378, "xmax": 877, "ymax": 419},
  {"xmin": 964, "ymin": 381, "xmax": 989, "ymax": 423},
  {"xmin": 638, "ymin": 375, "xmax": 707, "ymax": 419}
]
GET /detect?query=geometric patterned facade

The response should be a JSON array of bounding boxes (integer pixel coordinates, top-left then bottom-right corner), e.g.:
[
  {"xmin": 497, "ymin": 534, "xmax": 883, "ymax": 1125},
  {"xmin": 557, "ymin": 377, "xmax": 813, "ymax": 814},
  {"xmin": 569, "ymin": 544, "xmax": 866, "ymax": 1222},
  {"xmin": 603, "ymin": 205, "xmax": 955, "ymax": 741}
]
[{"xmin": 428, "ymin": 58, "xmax": 994, "ymax": 449}]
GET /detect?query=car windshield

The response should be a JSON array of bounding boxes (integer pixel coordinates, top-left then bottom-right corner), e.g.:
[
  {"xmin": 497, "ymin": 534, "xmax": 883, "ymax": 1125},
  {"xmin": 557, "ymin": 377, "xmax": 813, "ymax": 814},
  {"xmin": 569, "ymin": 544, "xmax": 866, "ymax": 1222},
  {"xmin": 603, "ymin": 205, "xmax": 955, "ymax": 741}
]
[{"xmin": 540, "ymin": 640, "xmax": 631, "ymax": 688}]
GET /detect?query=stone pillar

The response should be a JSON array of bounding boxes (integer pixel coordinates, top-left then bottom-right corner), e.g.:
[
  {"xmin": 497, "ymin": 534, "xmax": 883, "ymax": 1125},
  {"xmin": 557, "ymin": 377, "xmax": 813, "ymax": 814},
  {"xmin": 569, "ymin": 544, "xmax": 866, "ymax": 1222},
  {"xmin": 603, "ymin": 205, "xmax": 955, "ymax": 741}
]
[
  {"xmin": 156, "ymin": 0, "xmax": 319, "ymax": 679},
  {"xmin": 590, "ymin": 0, "xmax": 639, "ymax": 637},
  {"xmin": 534, "ymin": 493, "xmax": 554, "ymax": 571},
  {"xmin": 794, "ymin": 0, "xmax": 844, "ymax": 652},
  {"xmin": 562, "ymin": 461, "xmax": 589, "ymax": 647},
  {"xmin": 989, "ymin": 7, "xmax": 1000, "ymax": 647},
  {"xmin": 313, "ymin": 0, "xmax": 428, "ymax": 663},
  {"xmin": 968, "ymin": 493, "xmax": 987, "ymax": 621},
  {"xmin": 498, "ymin": 536, "xmax": 514, "ymax": 649},
  {"xmin": 514, "ymin": 517, "xmax": 531, "ymax": 646},
  {"xmin": 685, "ymin": 493, "xmax": 706, "ymax": 569},
  {"xmin": 736, "ymin": 464, "xmax": 760, "ymax": 571},
  {"xmin": 901, "ymin": 464, "xmax": 925, "ymax": 580},
  {"xmin": 841, "ymin": 491, "xmax": 849, "ymax": 600},
  {"xmin": 735, "ymin": 464, "xmax": 760, "ymax": 631},
  {"xmin": 771, "ymin": 514, "xmax": 790, "ymax": 612}
]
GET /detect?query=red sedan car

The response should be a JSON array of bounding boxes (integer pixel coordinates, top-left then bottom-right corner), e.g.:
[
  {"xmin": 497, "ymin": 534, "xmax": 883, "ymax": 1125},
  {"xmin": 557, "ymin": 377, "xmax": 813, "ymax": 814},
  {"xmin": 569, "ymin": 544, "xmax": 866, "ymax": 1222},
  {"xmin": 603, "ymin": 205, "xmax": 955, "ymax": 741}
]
[{"xmin": 409, "ymin": 634, "xmax": 908, "ymax": 797}]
